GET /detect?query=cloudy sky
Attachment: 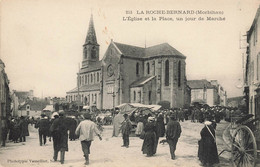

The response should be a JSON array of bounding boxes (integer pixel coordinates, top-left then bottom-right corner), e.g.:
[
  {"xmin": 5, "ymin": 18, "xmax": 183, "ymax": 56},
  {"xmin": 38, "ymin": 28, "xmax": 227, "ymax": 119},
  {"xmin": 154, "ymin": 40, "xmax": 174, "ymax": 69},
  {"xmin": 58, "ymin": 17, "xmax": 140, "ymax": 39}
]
[{"xmin": 1, "ymin": 0, "xmax": 260, "ymax": 98}]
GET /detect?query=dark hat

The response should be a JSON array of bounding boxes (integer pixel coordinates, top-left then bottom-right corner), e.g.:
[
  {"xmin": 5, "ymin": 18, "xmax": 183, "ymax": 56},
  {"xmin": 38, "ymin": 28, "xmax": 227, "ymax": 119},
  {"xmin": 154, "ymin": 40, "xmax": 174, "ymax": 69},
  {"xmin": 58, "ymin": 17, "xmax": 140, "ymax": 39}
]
[
  {"xmin": 169, "ymin": 113, "xmax": 176, "ymax": 119},
  {"xmin": 83, "ymin": 113, "xmax": 92, "ymax": 119},
  {"xmin": 123, "ymin": 113, "xmax": 128, "ymax": 118},
  {"xmin": 59, "ymin": 110, "xmax": 65, "ymax": 116}
]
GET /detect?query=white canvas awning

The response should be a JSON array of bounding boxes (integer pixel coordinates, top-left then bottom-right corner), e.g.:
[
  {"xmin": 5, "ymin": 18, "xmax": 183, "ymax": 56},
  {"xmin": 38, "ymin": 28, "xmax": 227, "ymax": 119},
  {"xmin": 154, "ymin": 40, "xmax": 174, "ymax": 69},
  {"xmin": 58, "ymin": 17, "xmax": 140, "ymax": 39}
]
[{"xmin": 43, "ymin": 105, "xmax": 54, "ymax": 111}]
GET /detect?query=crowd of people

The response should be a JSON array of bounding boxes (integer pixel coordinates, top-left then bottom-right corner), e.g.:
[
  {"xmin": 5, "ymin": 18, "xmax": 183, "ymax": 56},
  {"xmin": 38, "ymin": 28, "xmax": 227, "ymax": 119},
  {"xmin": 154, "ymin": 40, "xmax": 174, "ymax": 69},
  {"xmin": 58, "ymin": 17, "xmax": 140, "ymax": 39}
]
[
  {"xmin": 1, "ymin": 116, "xmax": 30, "ymax": 146},
  {"xmin": 0, "ymin": 105, "xmax": 246, "ymax": 166}
]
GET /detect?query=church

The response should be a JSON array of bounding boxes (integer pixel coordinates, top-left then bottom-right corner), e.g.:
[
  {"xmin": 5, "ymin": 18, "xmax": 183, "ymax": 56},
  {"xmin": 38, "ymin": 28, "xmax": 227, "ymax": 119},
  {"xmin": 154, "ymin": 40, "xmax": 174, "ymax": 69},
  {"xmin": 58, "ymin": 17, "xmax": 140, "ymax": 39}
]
[{"xmin": 66, "ymin": 15, "xmax": 190, "ymax": 109}]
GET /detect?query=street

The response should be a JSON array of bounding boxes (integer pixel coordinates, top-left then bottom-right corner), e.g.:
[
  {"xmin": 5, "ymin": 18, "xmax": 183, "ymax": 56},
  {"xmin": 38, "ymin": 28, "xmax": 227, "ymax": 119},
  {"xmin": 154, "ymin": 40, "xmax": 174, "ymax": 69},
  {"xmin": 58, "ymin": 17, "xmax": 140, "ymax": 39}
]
[{"xmin": 0, "ymin": 120, "xmax": 233, "ymax": 167}]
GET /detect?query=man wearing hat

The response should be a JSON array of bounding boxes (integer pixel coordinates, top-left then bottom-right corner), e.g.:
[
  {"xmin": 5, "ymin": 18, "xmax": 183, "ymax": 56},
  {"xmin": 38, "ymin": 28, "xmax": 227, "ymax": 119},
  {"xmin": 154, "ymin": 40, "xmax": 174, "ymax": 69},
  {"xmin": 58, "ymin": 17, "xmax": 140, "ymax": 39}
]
[
  {"xmin": 166, "ymin": 113, "xmax": 182, "ymax": 160},
  {"xmin": 75, "ymin": 113, "xmax": 102, "ymax": 165},
  {"xmin": 120, "ymin": 113, "xmax": 132, "ymax": 148},
  {"xmin": 50, "ymin": 110, "xmax": 69, "ymax": 164},
  {"xmin": 35, "ymin": 114, "xmax": 50, "ymax": 146}
]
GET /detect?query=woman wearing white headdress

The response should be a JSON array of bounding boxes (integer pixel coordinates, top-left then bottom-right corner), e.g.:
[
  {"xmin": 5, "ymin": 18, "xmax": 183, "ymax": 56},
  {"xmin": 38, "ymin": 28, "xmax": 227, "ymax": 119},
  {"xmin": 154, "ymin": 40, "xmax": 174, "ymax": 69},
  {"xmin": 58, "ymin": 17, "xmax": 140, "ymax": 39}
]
[{"xmin": 198, "ymin": 120, "xmax": 219, "ymax": 166}]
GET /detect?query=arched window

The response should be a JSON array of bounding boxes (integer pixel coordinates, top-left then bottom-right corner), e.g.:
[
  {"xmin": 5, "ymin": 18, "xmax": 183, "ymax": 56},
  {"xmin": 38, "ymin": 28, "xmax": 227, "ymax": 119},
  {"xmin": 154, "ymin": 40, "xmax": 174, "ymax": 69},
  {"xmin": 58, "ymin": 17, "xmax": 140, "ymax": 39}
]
[
  {"xmin": 178, "ymin": 61, "xmax": 181, "ymax": 87},
  {"xmin": 149, "ymin": 91, "xmax": 152, "ymax": 104},
  {"xmin": 136, "ymin": 62, "xmax": 139, "ymax": 75},
  {"xmin": 165, "ymin": 60, "xmax": 169, "ymax": 86},
  {"xmin": 147, "ymin": 62, "xmax": 150, "ymax": 74},
  {"xmin": 91, "ymin": 74, "xmax": 93, "ymax": 83},
  {"xmin": 91, "ymin": 47, "xmax": 96, "ymax": 59},
  {"xmin": 134, "ymin": 91, "xmax": 136, "ymax": 101},
  {"xmin": 85, "ymin": 75, "xmax": 87, "ymax": 84},
  {"xmin": 97, "ymin": 72, "xmax": 99, "ymax": 82},
  {"xmin": 93, "ymin": 73, "xmax": 96, "ymax": 83},
  {"xmin": 84, "ymin": 48, "xmax": 87, "ymax": 59}
]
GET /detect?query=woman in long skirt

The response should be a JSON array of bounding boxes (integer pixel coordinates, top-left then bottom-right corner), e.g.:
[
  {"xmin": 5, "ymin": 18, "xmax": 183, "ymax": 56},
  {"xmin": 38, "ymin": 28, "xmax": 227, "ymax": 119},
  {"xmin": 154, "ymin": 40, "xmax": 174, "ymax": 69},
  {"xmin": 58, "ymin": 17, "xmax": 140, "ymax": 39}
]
[
  {"xmin": 141, "ymin": 117, "xmax": 157, "ymax": 157},
  {"xmin": 198, "ymin": 121, "xmax": 219, "ymax": 166}
]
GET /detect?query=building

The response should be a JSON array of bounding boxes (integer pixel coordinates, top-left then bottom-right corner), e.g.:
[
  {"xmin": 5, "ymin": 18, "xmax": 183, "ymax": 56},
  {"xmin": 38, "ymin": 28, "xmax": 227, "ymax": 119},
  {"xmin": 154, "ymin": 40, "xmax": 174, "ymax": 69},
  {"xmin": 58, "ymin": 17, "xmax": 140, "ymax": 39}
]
[
  {"xmin": 12, "ymin": 90, "xmax": 34, "ymax": 116},
  {"xmin": 227, "ymin": 96, "xmax": 246, "ymax": 108},
  {"xmin": 67, "ymin": 15, "xmax": 190, "ymax": 109},
  {"xmin": 244, "ymin": 5, "xmax": 260, "ymax": 149},
  {"xmin": 210, "ymin": 80, "xmax": 227, "ymax": 106},
  {"xmin": 187, "ymin": 79, "xmax": 222, "ymax": 106},
  {"xmin": 18, "ymin": 99, "xmax": 49, "ymax": 118},
  {"xmin": 0, "ymin": 59, "xmax": 11, "ymax": 144}
]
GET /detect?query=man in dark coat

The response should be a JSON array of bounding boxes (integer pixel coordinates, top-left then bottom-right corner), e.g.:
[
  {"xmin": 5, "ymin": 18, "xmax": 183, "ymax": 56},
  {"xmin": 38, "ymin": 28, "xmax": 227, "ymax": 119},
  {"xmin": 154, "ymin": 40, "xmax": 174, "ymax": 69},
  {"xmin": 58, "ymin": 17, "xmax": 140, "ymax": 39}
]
[
  {"xmin": 19, "ymin": 116, "xmax": 28, "ymax": 142},
  {"xmin": 69, "ymin": 116, "xmax": 78, "ymax": 141},
  {"xmin": 50, "ymin": 111, "xmax": 69, "ymax": 164},
  {"xmin": 1, "ymin": 118, "xmax": 8, "ymax": 146},
  {"xmin": 120, "ymin": 114, "xmax": 132, "ymax": 148},
  {"xmin": 166, "ymin": 114, "xmax": 182, "ymax": 160},
  {"xmin": 35, "ymin": 114, "xmax": 50, "ymax": 146}
]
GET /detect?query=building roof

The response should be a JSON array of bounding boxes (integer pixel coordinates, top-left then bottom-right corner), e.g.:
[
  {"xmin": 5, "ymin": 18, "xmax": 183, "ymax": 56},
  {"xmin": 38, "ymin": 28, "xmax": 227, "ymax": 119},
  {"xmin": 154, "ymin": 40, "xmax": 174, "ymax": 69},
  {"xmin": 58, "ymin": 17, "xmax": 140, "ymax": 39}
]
[
  {"xmin": 0, "ymin": 59, "xmax": 5, "ymax": 66},
  {"xmin": 145, "ymin": 43, "xmax": 185, "ymax": 58},
  {"xmin": 130, "ymin": 76, "xmax": 156, "ymax": 87},
  {"xmin": 19, "ymin": 100, "xmax": 49, "ymax": 111},
  {"xmin": 14, "ymin": 91, "xmax": 30, "ymax": 99},
  {"xmin": 114, "ymin": 42, "xmax": 145, "ymax": 58},
  {"xmin": 80, "ymin": 61, "xmax": 101, "ymax": 73},
  {"xmin": 247, "ymin": 5, "xmax": 260, "ymax": 42},
  {"xmin": 67, "ymin": 83, "xmax": 100, "ymax": 93},
  {"xmin": 113, "ymin": 42, "xmax": 186, "ymax": 59},
  {"xmin": 187, "ymin": 79, "xmax": 216, "ymax": 89}
]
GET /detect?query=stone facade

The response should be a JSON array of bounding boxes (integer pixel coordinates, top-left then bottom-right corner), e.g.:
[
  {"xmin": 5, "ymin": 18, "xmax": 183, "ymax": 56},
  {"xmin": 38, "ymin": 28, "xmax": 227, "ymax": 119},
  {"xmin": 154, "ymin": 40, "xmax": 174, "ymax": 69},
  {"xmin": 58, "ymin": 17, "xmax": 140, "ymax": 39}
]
[
  {"xmin": 244, "ymin": 5, "xmax": 260, "ymax": 149},
  {"xmin": 67, "ymin": 15, "xmax": 190, "ymax": 109},
  {"xmin": 188, "ymin": 79, "xmax": 222, "ymax": 106},
  {"xmin": 0, "ymin": 59, "xmax": 11, "ymax": 144}
]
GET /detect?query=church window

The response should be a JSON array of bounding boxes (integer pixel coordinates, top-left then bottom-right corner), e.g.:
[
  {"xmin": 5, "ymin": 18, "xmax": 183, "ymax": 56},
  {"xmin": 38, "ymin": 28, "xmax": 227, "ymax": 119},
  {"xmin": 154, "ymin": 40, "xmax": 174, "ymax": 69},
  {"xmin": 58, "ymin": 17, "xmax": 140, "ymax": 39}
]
[
  {"xmin": 94, "ymin": 73, "xmax": 96, "ymax": 83},
  {"xmin": 91, "ymin": 74, "xmax": 93, "ymax": 83},
  {"xmin": 91, "ymin": 47, "xmax": 96, "ymax": 58},
  {"xmin": 165, "ymin": 60, "xmax": 169, "ymax": 86},
  {"xmin": 97, "ymin": 72, "xmax": 99, "ymax": 82},
  {"xmin": 178, "ymin": 61, "xmax": 181, "ymax": 87},
  {"xmin": 85, "ymin": 75, "xmax": 87, "ymax": 84},
  {"xmin": 147, "ymin": 62, "xmax": 150, "ymax": 75},
  {"xmin": 136, "ymin": 62, "xmax": 139, "ymax": 75},
  {"xmin": 134, "ymin": 91, "xmax": 136, "ymax": 101},
  {"xmin": 149, "ymin": 91, "xmax": 152, "ymax": 104},
  {"xmin": 84, "ymin": 48, "xmax": 87, "ymax": 59},
  {"xmin": 138, "ymin": 91, "xmax": 141, "ymax": 103}
]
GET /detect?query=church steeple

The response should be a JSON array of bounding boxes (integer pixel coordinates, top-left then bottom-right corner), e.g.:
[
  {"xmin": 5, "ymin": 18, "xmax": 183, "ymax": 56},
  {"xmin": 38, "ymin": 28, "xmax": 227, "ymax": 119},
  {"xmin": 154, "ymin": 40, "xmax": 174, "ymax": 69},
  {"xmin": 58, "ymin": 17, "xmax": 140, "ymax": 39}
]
[
  {"xmin": 85, "ymin": 14, "xmax": 98, "ymax": 45},
  {"xmin": 82, "ymin": 14, "xmax": 100, "ymax": 68}
]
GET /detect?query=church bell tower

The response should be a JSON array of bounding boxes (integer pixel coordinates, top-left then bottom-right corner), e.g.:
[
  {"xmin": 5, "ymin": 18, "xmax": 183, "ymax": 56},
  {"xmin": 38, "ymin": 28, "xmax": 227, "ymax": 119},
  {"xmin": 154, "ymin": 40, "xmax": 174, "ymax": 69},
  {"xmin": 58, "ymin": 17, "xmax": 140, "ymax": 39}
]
[{"xmin": 82, "ymin": 14, "xmax": 100, "ymax": 67}]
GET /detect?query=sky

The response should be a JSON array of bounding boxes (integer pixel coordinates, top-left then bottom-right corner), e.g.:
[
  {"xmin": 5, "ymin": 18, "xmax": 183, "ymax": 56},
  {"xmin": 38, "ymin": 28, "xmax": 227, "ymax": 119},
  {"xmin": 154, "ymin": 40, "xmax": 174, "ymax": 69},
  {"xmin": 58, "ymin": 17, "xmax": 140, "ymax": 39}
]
[{"xmin": 1, "ymin": 0, "xmax": 260, "ymax": 98}]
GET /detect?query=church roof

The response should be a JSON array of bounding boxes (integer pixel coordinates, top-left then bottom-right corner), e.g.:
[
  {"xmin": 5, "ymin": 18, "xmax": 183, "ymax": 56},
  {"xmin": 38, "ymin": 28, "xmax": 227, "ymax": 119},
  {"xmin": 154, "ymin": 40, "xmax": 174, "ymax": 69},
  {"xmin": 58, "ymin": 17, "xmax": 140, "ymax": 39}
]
[
  {"xmin": 145, "ymin": 43, "xmax": 185, "ymax": 58},
  {"xmin": 84, "ymin": 14, "xmax": 98, "ymax": 45},
  {"xmin": 113, "ymin": 42, "xmax": 185, "ymax": 59},
  {"xmin": 187, "ymin": 80, "xmax": 215, "ymax": 89},
  {"xmin": 80, "ymin": 61, "xmax": 101, "ymax": 73},
  {"xmin": 114, "ymin": 42, "xmax": 145, "ymax": 58},
  {"xmin": 130, "ymin": 76, "xmax": 156, "ymax": 87},
  {"xmin": 67, "ymin": 83, "xmax": 100, "ymax": 93}
]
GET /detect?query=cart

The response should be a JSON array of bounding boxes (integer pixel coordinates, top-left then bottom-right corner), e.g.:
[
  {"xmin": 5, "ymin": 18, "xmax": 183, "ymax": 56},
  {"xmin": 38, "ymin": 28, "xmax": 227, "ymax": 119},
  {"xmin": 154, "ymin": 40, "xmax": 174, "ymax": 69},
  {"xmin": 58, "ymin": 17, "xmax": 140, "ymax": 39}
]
[{"xmin": 220, "ymin": 114, "xmax": 259, "ymax": 167}]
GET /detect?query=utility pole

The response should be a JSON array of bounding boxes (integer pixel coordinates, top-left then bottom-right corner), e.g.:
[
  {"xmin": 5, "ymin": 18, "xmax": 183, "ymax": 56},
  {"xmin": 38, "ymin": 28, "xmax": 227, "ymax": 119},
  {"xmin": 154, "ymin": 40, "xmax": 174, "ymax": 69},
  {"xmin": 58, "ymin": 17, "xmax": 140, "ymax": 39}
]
[{"xmin": 77, "ymin": 63, "xmax": 80, "ymax": 112}]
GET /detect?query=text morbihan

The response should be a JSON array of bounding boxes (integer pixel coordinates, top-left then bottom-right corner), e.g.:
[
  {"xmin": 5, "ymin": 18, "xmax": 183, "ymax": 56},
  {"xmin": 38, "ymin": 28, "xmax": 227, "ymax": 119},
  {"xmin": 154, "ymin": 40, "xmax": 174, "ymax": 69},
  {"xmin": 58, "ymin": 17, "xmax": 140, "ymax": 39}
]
[{"xmin": 143, "ymin": 10, "xmax": 223, "ymax": 15}]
